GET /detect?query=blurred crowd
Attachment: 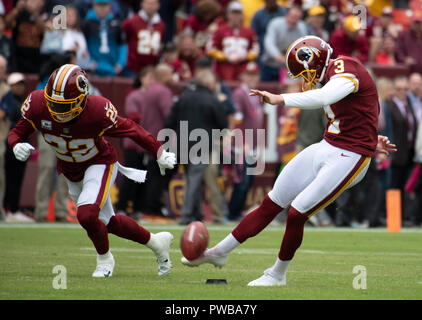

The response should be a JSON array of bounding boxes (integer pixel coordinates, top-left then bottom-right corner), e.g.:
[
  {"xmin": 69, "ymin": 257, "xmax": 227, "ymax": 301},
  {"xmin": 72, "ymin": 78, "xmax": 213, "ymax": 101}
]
[{"xmin": 0, "ymin": 0, "xmax": 421, "ymax": 228}]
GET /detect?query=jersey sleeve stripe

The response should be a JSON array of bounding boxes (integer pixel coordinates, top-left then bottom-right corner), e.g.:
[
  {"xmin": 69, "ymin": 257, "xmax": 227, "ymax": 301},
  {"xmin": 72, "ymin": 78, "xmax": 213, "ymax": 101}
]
[
  {"xmin": 330, "ymin": 73, "xmax": 359, "ymax": 93},
  {"xmin": 98, "ymin": 124, "xmax": 115, "ymax": 136},
  {"xmin": 22, "ymin": 114, "xmax": 38, "ymax": 131}
]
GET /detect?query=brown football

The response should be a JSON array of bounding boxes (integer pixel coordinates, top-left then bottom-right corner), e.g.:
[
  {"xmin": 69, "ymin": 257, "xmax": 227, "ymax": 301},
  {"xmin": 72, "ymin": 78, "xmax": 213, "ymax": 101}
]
[{"xmin": 180, "ymin": 221, "xmax": 209, "ymax": 261}]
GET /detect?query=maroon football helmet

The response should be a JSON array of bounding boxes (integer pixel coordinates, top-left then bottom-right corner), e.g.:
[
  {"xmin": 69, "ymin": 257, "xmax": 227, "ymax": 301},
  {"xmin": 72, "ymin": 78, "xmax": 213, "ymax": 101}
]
[
  {"xmin": 44, "ymin": 64, "xmax": 90, "ymax": 122},
  {"xmin": 285, "ymin": 35, "xmax": 333, "ymax": 91}
]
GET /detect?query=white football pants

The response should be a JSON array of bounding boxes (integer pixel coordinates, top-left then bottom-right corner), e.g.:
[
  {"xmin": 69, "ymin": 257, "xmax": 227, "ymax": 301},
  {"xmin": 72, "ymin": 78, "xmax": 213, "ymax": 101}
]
[
  {"xmin": 268, "ymin": 139, "xmax": 371, "ymax": 217},
  {"xmin": 65, "ymin": 163, "xmax": 118, "ymax": 225}
]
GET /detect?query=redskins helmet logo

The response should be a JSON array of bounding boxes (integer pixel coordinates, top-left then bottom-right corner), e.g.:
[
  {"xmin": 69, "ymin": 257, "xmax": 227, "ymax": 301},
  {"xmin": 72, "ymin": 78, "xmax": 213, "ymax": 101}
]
[
  {"xmin": 295, "ymin": 46, "xmax": 321, "ymax": 69},
  {"xmin": 76, "ymin": 75, "xmax": 89, "ymax": 95}
]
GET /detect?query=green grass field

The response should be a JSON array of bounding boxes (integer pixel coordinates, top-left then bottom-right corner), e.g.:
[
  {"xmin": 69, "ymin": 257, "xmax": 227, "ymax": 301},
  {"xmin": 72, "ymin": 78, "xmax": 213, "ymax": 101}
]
[{"xmin": 1, "ymin": 222, "xmax": 422, "ymax": 300}]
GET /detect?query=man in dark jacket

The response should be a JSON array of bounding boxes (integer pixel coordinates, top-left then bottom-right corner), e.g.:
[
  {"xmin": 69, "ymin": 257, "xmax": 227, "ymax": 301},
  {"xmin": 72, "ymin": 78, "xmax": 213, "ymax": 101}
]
[
  {"xmin": 0, "ymin": 73, "xmax": 33, "ymax": 221},
  {"xmin": 165, "ymin": 69, "xmax": 228, "ymax": 224},
  {"xmin": 386, "ymin": 76, "xmax": 418, "ymax": 224}
]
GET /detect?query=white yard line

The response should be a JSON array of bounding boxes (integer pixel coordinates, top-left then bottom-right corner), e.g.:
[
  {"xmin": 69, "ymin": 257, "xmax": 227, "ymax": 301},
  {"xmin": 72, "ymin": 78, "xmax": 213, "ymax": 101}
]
[
  {"xmin": 1, "ymin": 223, "xmax": 422, "ymax": 233},
  {"xmin": 78, "ymin": 246, "xmax": 422, "ymax": 257}
]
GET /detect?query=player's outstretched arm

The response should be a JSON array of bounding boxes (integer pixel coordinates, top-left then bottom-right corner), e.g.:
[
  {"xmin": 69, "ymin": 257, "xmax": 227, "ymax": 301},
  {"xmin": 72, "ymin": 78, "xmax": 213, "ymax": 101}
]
[
  {"xmin": 251, "ymin": 77, "xmax": 357, "ymax": 110},
  {"xmin": 249, "ymin": 89, "xmax": 285, "ymax": 105},
  {"xmin": 376, "ymin": 135, "xmax": 397, "ymax": 155}
]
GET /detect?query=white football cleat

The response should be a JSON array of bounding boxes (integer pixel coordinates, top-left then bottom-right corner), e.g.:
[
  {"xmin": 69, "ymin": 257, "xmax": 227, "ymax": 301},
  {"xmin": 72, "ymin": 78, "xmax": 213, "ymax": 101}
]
[
  {"xmin": 247, "ymin": 268, "xmax": 286, "ymax": 286},
  {"xmin": 181, "ymin": 249, "xmax": 228, "ymax": 268},
  {"xmin": 92, "ymin": 252, "xmax": 115, "ymax": 278},
  {"xmin": 150, "ymin": 232, "xmax": 174, "ymax": 276}
]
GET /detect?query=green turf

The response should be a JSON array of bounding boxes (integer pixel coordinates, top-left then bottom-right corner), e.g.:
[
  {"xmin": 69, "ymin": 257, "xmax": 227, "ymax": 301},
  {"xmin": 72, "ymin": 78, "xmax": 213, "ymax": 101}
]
[{"xmin": 1, "ymin": 223, "xmax": 422, "ymax": 300}]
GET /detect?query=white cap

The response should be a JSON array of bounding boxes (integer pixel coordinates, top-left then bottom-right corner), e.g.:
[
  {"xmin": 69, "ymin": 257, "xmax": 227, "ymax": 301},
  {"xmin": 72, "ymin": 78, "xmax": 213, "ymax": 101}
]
[
  {"xmin": 7, "ymin": 73, "xmax": 25, "ymax": 86},
  {"xmin": 227, "ymin": 1, "xmax": 243, "ymax": 12}
]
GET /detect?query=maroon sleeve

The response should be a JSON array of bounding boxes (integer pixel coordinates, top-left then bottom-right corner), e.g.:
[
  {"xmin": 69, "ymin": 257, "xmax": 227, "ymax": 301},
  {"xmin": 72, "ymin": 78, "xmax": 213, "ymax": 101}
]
[
  {"xmin": 8, "ymin": 118, "xmax": 36, "ymax": 149},
  {"xmin": 104, "ymin": 116, "xmax": 162, "ymax": 159}
]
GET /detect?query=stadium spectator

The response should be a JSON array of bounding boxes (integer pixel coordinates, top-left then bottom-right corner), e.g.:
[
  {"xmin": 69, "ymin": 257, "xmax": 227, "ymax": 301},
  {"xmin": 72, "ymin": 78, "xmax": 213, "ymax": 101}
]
[
  {"xmin": 329, "ymin": 15, "xmax": 369, "ymax": 64},
  {"xmin": 0, "ymin": 55, "xmax": 9, "ymax": 221},
  {"xmin": 306, "ymin": 5, "xmax": 329, "ymax": 42},
  {"xmin": 5, "ymin": 0, "xmax": 46, "ymax": 74},
  {"xmin": 395, "ymin": 10, "xmax": 422, "ymax": 75},
  {"xmin": 193, "ymin": 56, "xmax": 236, "ymax": 132},
  {"xmin": 319, "ymin": 0, "xmax": 340, "ymax": 34},
  {"xmin": 116, "ymin": 66, "xmax": 155, "ymax": 218},
  {"xmin": 177, "ymin": 32, "xmax": 201, "ymax": 76},
  {"xmin": 33, "ymin": 53, "xmax": 76, "ymax": 223},
  {"xmin": 371, "ymin": 6, "xmax": 400, "ymax": 39},
  {"xmin": 82, "ymin": 0, "xmax": 127, "ymax": 76},
  {"xmin": 408, "ymin": 73, "xmax": 422, "ymax": 124},
  {"xmin": 207, "ymin": 1, "xmax": 259, "ymax": 81},
  {"xmin": 122, "ymin": 0, "xmax": 165, "ymax": 75},
  {"xmin": 61, "ymin": 5, "xmax": 91, "ymax": 69},
  {"xmin": 405, "ymin": 118, "xmax": 422, "ymax": 225},
  {"xmin": 0, "ymin": 14, "xmax": 16, "ymax": 73},
  {"xmin": 250, "ymin": 0, "xmax": 287, "ymax": 62},
  {"xmin": 159, "ymin": 0, "xmax": 184, "ymax": 44},
  {"xmin": 1, "ymin": 73, "xmax": 33, "ymax": 222},
  {"xmin": 386, "ymin": 77, "xmax": 418, "ymax": 225},
  {"xmin": 260, "ymin": 6, "xmax": 307, "ymax": 82},
  {"xmin": 371, "ymin": 35, "xmax": 396, "ymax": 65},
  {"xmin": 227, "ymin": 62, "xmax": 264, "ymax": 222},
  {"xmin": 161, "ymin": 42, "xmax": 191, "ymax": 82},
  {"xmin": 374, "ymin": 77, "xmax": 395, "ymax": 227},
  {"xmin": 136, "ymin": 64, "xmax": 174, "ymax": 217},
  {"xmin": 181, "ymin": 0, "xmax": 223, "ymax": 55},
  {"xmin": 165, "ymin": 69, "xmax": 228, "ymax": 225},
  {"xmin": 192, "ymin": 57, "xmax": 235, "ymax": 224},
  {"xmin": 41, "ymin": 5, "xmax": 91, "ymax": 69},
  {"xmin": 369, "ymin": 7, "xmax": 401, "ymax": 65}
]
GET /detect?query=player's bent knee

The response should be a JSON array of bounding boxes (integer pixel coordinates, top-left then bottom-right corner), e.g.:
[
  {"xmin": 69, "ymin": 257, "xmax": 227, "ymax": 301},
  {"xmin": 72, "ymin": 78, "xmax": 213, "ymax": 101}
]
[
  {"xmin": 77, "ymin": 204, "xmax": 101, "ymax": 230},
  {"xmin": 286, "ymin": 207, "xmax": 308, "ymax": 226},
  {"xmin": 260, "ymin": 195, "xmax": 283, "ymax": 216}
]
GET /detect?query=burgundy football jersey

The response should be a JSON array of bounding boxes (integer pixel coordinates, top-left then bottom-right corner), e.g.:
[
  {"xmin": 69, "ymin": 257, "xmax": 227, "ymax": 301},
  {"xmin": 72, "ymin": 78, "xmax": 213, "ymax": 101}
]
[
  {"xmin": 8, "ymin": 90, "xmax": 161, "ymax": 182},
  {"xmin": 323, "ymin": 56, "xmax": 379, "ymax": 156},
  {"xmin": 207, "ymin": 24, "xmax": 259, "ymax": 81},
  {"xmin": 122, "ymin": 13, "xmax": 166, "ymax": 73}
]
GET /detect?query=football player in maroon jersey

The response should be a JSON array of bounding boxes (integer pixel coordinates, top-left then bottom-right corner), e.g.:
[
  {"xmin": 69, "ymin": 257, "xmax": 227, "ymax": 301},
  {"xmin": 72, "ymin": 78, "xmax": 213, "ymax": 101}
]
[
  {"xmin": 207, "ymin": 1, "xmax": 259, "ymax": 81},
  {"xmin": 182, "ymin": 35, "xmax": 396, "ymax": 286},
  {"xmin": 8, "ymin": 64, "xmax": 176, "ymax": 278},
  {"xmin": 122, "ymin": 0, "xmax": 166, "ymax": 74}
]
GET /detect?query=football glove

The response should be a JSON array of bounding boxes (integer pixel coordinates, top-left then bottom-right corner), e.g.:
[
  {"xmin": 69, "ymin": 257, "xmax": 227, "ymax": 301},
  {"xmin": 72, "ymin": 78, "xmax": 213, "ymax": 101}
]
[
  {"xmin": 157, "ymin": 150, "xmax": 176, "ymax": 176},
  {"xmin": 13, "ymin": 143, "xmax": 35, "ymax": 161}
]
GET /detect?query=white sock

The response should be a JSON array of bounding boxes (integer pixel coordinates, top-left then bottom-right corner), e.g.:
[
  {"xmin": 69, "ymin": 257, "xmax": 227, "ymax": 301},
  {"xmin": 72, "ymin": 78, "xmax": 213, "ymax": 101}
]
[
  {"xmin": 98, "ymin": 250, "xmax": 112, "ymax": 262},
  {"xmin": 145, "ymin": 233, "xmax": 157, "ymax": 250},
  {"xmin": 270, "ymin": 258, "xmax": 290, "ymax": 279},
  {"xmin": 208, "ymin": 233, "xmax": 240, "ymax": 256}
]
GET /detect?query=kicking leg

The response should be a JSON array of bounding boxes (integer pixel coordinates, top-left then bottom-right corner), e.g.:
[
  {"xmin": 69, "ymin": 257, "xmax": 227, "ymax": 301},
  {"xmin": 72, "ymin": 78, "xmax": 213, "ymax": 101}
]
[
  {"xmin": 249, "ymin": 148, "xmax": 370, "ymax": 286},
  {"xmin": 181, "ymin": 143, "xmax": 321, "ymax": 268}
]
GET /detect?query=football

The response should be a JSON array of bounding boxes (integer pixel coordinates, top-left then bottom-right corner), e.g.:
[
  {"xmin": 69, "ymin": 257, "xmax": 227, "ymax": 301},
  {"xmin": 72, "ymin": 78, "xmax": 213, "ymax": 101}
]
[{"xmin": 180, "ymin": 221, "xmax": 209, "ymax": 261}]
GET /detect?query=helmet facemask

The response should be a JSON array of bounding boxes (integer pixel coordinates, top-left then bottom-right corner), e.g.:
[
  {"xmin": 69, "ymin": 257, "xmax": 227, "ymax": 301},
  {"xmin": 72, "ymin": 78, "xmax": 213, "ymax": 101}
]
[
  {"xmin": 44, "ymin": 88, "xmax": 85, "ymax": 123},
  {"xmin": 44, "ymin": 65, "xmax": 90, "ymax": 123}
]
